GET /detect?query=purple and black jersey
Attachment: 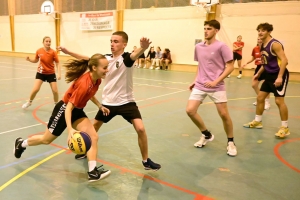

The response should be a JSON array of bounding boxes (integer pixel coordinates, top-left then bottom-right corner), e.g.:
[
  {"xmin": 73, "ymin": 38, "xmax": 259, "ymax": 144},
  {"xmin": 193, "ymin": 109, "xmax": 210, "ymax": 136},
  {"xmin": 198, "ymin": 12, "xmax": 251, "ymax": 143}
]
[{"xmin": 261, "ymin": 38, "xmax": 284, "ymax": 73}]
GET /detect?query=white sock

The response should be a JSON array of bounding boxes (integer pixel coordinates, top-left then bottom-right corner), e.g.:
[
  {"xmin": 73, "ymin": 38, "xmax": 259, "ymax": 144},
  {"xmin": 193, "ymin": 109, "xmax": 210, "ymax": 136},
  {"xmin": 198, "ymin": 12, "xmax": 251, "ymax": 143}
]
[
  {"xmin": 255, "ymin": 115, "xmax": 262, "ymax": 122},
  {"xmin": 142, "ymin": 159, "xmax": 147, "ymax": 163},
  {"xmin": 88, "ymin": 161, "xmax": 97, "ymax": 172},
  {"xmin": 281, "ymin": 121, "xmax": 288, "ymax": 127},
  {"xmin": 22, "ymin": 139, "xmax": 28, "ymax": 148}
]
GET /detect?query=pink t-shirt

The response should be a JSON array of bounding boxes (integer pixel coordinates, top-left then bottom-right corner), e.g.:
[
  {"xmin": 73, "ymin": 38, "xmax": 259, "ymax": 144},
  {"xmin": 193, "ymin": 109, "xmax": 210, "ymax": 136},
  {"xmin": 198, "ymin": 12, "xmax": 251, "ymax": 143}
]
[{"xmin": 194, "ymin": 40, "xmax": 233, "ymax": 92}]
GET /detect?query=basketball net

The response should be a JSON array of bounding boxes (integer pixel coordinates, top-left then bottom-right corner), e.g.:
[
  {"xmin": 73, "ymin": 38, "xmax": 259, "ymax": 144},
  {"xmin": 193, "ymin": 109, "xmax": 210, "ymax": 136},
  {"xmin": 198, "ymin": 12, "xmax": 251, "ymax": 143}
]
[{"xmin": 195, "ymin": 2, "xmax": 211, "ymax": 14}]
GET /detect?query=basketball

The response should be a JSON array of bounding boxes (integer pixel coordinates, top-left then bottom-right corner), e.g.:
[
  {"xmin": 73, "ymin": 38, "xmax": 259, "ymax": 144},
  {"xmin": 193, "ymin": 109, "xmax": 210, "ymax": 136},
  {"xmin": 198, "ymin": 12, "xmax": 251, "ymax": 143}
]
[{"xmin": 68, "ymin": 131, "xmax": 92, "ymax": 154}]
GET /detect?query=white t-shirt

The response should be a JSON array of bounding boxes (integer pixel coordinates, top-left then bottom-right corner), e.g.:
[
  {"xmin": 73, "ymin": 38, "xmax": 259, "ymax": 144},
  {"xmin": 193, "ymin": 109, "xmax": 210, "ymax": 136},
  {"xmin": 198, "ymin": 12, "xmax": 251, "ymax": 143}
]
[{"xmin": 102, "ymin": 52, "xmax": 135, "ymax": 106}]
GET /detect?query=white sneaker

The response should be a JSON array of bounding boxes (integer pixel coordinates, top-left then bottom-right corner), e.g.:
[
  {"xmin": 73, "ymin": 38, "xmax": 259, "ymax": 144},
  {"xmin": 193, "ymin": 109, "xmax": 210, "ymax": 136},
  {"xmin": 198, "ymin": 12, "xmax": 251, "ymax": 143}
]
[
  {"xmin": 237, "ymin": 74, "xmax": 242, "ymax": 79},
  {"xmin": 22, "ymin": 102, "xmax": 32, "ymax": 109},
  {"xmin": 149, "ymin": 66, "xmax": 153, "ymax": 69},
  {"xmin": 194, "ymin": 134, "xmax": 214, "ymax": 148},
  {"xmin": 155, "ymin": 67, "xmax": 160, "ymax": 70},
  {"xmin": 227, "ymin": 141, "xmax": 237, "ymax": 156},
  {"xmin": 227, "ymin": 75, "xmax": 231, "ymax": 78},
  {"xmin": 253, "ymin": 102, "xmax": 257, "ymax": 106},
  {"xmin": 264, "ymin": 102, "xmax": 271, "ymax": 110},
  {"xmin": 137, "ymin": 65, "xmax": 141, "ymax": 68}
]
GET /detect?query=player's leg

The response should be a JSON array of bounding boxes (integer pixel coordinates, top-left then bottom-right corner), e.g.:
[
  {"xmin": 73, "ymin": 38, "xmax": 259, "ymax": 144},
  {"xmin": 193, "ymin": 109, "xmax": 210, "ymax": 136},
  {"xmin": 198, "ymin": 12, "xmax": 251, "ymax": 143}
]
[
  {"xmin": 49, "ymin": 77, "xmax": 59, "ymax": 104},
  {"xmin": 73, "ymin": 117, "xmax": 111, "ymax": 181},
  {"xmin": 22, "ymin": 75, "xmax": 44, "ymax": 108},
  {"xmin": 237, "ymin": 57, "xmax": 243, "ymax": 79},
  {"xmin": 186, "ymin": 89, "xmax": 213, "ymax": 148}
]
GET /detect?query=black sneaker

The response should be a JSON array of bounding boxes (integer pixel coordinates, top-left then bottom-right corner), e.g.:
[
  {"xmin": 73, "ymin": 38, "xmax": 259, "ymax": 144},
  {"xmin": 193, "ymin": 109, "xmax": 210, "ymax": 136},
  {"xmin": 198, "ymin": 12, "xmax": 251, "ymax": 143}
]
[
  {"xmin": 87, "ymin": 165, "xmax": 111, "ymax": 182},
  {"xmin": 14, "ymin": 137, "xmax": 26, "ymax": 158},
  {"xmin": 142, "ymin": 158, "xmax": 161, "ymax": 171},
  {"xmin": 75, "ymin": 154, "xmax": 87, "ymax": 160}
]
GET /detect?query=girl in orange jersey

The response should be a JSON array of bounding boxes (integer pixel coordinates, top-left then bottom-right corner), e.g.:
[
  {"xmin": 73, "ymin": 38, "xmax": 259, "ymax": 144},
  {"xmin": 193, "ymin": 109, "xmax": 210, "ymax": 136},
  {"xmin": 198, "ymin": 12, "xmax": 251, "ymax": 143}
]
[
  {"xmin": 22, "ymin": 36, "xmax": 61, "ymax": 109},
  {"xmin": 14, "ymin": 54, "xmax": 111, "ymax": 182}
]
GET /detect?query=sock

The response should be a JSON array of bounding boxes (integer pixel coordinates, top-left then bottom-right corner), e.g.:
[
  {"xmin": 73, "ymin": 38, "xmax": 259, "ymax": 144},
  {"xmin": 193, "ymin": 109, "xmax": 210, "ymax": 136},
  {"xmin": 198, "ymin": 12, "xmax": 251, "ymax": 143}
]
[
  {"xmin": 228, "ymin": 137, "xmax": 234, "ymax": 143},
  {"xmin": 88, "ymin": 161, "xmax": 97, "ymax": 172},
  {"xmin": 239, "ymin": 71, "xmax": 242, "ymax": 74},
  {"xmin": 281, "ymin": 121, "xmax": 288, "ymax": 128},
  {"xmin": 265, "ymin": 99, "xmax": 270, "ymax": 103},
  {"xmin": 255, "ymin": 115, "xmax": 262, "ymax": 122},
  {"xmin": 142, "ymin": 159, "xmax": 147, "ymax": 163},
  {"xmin": 201, "ymin": 130, "xmax": 212, "ymax": 139},
  {"xmin": 21, "ymin": 139, "xmax": 28, "ymax": 148}
]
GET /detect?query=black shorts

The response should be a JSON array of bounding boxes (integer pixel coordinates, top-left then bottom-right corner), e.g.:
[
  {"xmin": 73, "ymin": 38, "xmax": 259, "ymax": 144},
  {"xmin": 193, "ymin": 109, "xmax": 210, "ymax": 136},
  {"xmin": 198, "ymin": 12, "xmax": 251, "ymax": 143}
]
[
  {"xmin": 47, "ymin": 100, "xmax": 88, "ymax": 136},
  {"xmin": 260, "ymin": 69, "xmax": 289, "ymax": 97},
  {"xmin": 36, "ymin": 73, "xmax": 56, "ymax": 83},
  {"xmin": 95, "ymin": 102, "xmax": 142, "ymax": 124},
  {"xmin": 254, "ymin": 65, "xmax": 266, "ymax": 81},
  {"xmin": 233, "ymin": 52, "xmax": 242, "ymax": 61}
]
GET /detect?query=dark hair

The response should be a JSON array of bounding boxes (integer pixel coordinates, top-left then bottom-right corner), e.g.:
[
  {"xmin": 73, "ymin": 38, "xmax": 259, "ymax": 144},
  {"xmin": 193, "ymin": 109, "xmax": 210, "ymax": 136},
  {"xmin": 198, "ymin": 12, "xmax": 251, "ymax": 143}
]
[
  {"xmin": 204, "ymin": 20, "xmax": 220, "ymax": 30},
  {"xmin": 256, "ymin": 23, "xmax": 273, "ymax": 32},
  {"xmin": 64, "ymin": 53, "xmax": 106, "ymax": 83},
  {"xmin": 165, "ymin": 48, "xmax": 170, "ymax": 53},
  {"xmin": 113, "ymin": 31, "xmax": 128, "ymax": 42},
  {"xmin": 157, "ymin": 46, "xmax": 161, "ymax": 51},
  {"xmin": 43, "ymin": 36, "xmax": 51, "ymax": 42}
]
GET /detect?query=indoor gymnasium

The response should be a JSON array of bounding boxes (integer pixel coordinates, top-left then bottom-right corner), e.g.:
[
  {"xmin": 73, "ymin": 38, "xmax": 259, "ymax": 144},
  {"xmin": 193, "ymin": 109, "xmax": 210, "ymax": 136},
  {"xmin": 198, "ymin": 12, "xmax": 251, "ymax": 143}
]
[{"xmin": 0, "ymin": 0, "xmax": 299, "ymax": 199}]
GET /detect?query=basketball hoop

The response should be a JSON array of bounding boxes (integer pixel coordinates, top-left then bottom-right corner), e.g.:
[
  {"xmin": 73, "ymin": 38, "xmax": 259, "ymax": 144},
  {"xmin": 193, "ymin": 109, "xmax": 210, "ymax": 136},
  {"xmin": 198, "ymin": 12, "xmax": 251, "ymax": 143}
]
[
  {"xmin": 190, "ymin": 0, "xmax": 219, "ymax": 14},
  {"xmin": 195, "ymin": 2, "xmax": 211, "ymax": 14}
]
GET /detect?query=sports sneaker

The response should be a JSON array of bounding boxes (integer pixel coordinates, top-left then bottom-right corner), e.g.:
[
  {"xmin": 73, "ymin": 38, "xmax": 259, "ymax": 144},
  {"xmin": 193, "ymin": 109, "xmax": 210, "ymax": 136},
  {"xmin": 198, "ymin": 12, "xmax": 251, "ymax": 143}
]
[
  {"xmin": 75, "ymin": 154, "xmax": 87, "ymax": 160},
  {"xmin": 14, "ymin": 137, "xmax": 26, "ymax": 158},
  {"xmin": 227, "ymin": 141, "xmax": 237, "ymax": 157},
  {"xmin": 264, "ymin": 102, "xmax": 271, "ymax": 110},
  {"xmin": 149, "ymin": 66, "xmax": 154, "ymax": 69},
  {"xmin": 137, "ymin": 65, "xmax": 141, "ymax": 68},
  {"xmin": 194, "ymin": 134, "xmax": 214, "ymax": 148},
  {"xmin": 88, "ymin": 165, "xmax": 111, "ymax": 182},
  {"xmin": 142, "ymin": 158, "xmax": 161, "ymax": 171},
  {"xmin": 253, "ymin": 102, "xmax": 257, "ymax": 106},
  {"xmin": 22, "ymin": 101, "xmax": 32, "ymax": 109},
  {"xmin": 243, "ymin": 120, "xmax": 263, "ymax": 129},
  {"xmin": 155, "ymin": 67, "xmax": 160, "ymax": 70},
  {"xmin": 237, "ymin": 74, "xmax": 242, "ymax": 79},
  {"xmin": 227, "ymin": 75, "xmax": 231, "ymax": 78},
  {"xmin": 143, "ymin": 65, "xmax": 147, "ymax": 69},
  {"xmin": 275, "ymin": 126, "xmax": 290, "ymax": 138}
]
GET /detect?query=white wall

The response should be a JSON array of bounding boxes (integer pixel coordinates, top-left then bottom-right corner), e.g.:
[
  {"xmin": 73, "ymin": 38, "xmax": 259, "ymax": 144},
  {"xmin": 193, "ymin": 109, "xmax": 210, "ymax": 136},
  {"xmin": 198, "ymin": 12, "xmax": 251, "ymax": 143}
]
[
  {"xmin": 0, "ymin": 16, "xmax": 12, "ymax": 51},
  {"xmin": 60, "ymin": 11, "xmax": 116, "ymax": 57},
  {"xmin": 218, "ymin": 2, "xmax": 300, "ymax": 72},
  {"xmin": 124, "ymin": 6, "xmax": 206, "ymax": 65},
  {"xmin": 14, "ymin": 14, "xmax": 56, "ymax": 53}
]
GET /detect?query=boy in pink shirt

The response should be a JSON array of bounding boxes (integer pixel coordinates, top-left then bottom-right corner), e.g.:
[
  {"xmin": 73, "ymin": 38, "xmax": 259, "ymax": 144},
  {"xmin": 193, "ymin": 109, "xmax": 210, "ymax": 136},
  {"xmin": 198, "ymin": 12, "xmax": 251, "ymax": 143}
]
[{"xmin": 186, "ymin": 19, "xmax": 237, "ymax": 156}]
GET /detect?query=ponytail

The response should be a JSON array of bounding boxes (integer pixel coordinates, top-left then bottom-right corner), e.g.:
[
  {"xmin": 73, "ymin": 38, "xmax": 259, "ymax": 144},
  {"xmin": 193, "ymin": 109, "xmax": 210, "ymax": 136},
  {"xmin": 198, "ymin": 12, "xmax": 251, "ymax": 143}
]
[{"xmin": 64, "ymin": 53, "xmax": 106, "ymax": 83}]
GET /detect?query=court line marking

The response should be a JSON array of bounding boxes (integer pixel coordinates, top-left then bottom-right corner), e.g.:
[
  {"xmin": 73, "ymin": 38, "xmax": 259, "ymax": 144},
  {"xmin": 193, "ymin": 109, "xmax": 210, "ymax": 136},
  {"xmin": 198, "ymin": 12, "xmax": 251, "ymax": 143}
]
[
  {"xmin": 133, "ymin": 77, "xmax": 189, "ymax": 84},
  {"xmin": 0, "ymin": 77, "xmax": 34, "ymax": 81},
  {"xmin": 0, "ymin": 149, "xmax": 66, "ymax": 192},
  {"xmin": 273, "ymin": 138, "xmax": 300, "ymax": 173},
  {"xmin": 1, "ymin": 95, "xmax": 300, "ymax": 135}
]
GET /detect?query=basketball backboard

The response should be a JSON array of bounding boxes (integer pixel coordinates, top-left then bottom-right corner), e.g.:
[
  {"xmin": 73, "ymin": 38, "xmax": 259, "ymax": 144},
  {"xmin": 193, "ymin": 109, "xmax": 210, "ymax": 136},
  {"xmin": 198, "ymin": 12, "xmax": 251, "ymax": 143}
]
[
  {"xmin": 190, "ymin": 0, "xmax": 219, "ymax": 13},
  {"xmin": 40, "ymin": 0, "xmax": 59, "ymax": 19}
]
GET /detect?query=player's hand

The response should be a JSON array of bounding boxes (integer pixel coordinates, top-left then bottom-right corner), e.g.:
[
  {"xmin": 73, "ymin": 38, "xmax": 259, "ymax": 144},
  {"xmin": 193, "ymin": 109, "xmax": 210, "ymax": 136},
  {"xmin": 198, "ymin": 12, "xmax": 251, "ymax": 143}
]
[
  {"xmin": 140, "ymin": 37, "xmax": 152, "ymax": 50},
  {"xmin": 101, "ymin": 106, "xmax": 110, "ymax": 116},
  {"xmin": 189, "ymin": 83, "xmax": 195, "ymax": 91},
  {"xmin": 242, "ymin": 64, "xmax": 247, "ymax": 68},
  {"xmin": 204, "ymin": 81, "xmax": 217, "ymax": 88},
  {"xmin": 57, "ymin": 46, "xmax": 69, "ymax": 54},
  {"xmin": 57, "ymin": 74, "xmax": 61, "ymax": 80},
  {"xmin": 274, "ymin": 77, "xmax": 283, "ymax": 87},
  {"xmin": 67, "ymin": 129, "xmax": 78, "ymax": 142},
  {"xmin": 26, "ymin": 56, "xmax": 30, "ymax": 61}
]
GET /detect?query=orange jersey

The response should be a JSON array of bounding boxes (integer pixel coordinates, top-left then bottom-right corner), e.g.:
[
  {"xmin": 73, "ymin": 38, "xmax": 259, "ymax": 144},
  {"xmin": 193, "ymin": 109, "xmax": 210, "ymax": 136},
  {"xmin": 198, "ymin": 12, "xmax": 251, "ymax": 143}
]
[
  {"xmin": 252, "ymin": 46, "xmax": 261, "ymax": 65},
  {"xmin": 35, "ymin": 48, "xmax": 59, "ymax": 74},
  {"xmin": 62, "ymin": 72, "xmax": 101, "ymax": 109},
  {"xmin": 233, "ymin": 41, "xmax": 244, "ymax": 56}
]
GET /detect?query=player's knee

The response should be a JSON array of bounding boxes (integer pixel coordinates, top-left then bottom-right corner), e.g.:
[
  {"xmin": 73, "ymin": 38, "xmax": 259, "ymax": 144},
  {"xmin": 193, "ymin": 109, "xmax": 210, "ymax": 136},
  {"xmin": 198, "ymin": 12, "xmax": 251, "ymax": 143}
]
[
  {"xmin": 93, "ymin": 120, "xmax": 102, "ymax": 131},
  {"xmin": 135, "ymin": 126, "xmax": 145, "ymax": 134},
  {"xmin": 257, "ymin": 95, "xmax": 265, "ymax": 103},
  {"xmin": 42, "ymin": 139, "xmax": 52, "ymax": 145},
  {"xmin": 275, "ymin": 98, "xmax": 284, "ymax": 106},
  {"xmin": 186, "ymin": 108, "xmax": 196, "ymax": 116},
  {"xmin": 89, "ymin": 132, "xmax": 99, "ymax": 143}
]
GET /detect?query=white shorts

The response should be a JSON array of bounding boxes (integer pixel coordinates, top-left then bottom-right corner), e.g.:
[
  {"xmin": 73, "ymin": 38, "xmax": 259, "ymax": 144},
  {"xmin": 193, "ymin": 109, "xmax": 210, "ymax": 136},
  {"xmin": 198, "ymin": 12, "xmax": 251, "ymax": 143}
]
[{"xmin": 189, "ymin": 88, "xmax": 227, "ymax": 103}]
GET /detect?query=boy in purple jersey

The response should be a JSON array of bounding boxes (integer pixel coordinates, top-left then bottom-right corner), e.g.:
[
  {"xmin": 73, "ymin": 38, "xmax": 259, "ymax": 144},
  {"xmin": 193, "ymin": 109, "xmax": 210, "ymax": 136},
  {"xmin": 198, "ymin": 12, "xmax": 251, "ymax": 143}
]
[
  {"xmin": 243, "ymin": 23, "xmax": 290, "ymax": 138},
  {"xmin": 186, "ymin": 20, "xmax": 237, "ymax": 156}
]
